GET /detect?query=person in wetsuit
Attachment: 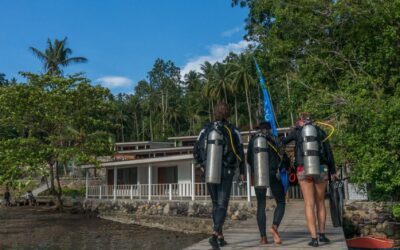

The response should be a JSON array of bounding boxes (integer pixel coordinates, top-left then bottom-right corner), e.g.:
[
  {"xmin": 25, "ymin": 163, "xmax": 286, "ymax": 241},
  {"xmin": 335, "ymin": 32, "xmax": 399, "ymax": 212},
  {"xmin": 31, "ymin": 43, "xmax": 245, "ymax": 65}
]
[
  {"xmin": 247, "ymin": 121, "xmax": 289, "ymax": 245},
  {"xmin": 193, "ymin": 102, "xmax": 245, "ymax": 250}
]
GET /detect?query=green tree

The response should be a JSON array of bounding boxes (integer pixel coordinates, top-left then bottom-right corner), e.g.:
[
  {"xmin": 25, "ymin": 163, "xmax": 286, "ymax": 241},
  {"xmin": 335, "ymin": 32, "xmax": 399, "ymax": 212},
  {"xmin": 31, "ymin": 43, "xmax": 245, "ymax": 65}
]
[
  {"xmin": 0, "ymin": 73, "xmax": 115, "ymax": 208},
  {"xmin": 0, "ymin": 73, "xmax": 9, "ymax": 87},
  {"xmin": 147, "ymin": 59, "xmax": 182, "ymax": 139},
  {"xmin": 30, "ymin": 37, "xmax": 88, "ymax": 76},
  {"xmin": 229, "ymin": 53, "xmax": 257, "ymax": 130},
  {"xmin": 234, "ymin": 0, "xmax": 400, "ymax": 199}
]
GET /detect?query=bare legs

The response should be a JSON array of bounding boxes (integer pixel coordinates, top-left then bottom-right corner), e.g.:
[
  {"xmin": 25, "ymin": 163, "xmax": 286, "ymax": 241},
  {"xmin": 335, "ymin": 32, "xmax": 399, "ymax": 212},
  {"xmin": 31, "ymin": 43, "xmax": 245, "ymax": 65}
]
[
  {"xmin": 299, "ymin": 179, "xmax": 328, "ymax": 238},
  {"xmin": 299, "ymin": 180, "xmax": 317, "ymax": 238},
  {"xmin": 315, "ymin": 181, "xmax": 328, "ymax": 234}
]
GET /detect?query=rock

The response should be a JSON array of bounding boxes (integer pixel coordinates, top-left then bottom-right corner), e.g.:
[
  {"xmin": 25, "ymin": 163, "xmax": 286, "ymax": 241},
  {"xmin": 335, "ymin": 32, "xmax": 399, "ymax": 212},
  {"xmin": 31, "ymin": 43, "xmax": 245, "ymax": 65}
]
[
  {"xmin": 188, "ymin": 203, "xmax": 195, "ymax": 216},
  {"xmin": 371, "ymin": 232, "xmax": 387, "ymax": 239},
  {"xmin": 231, "ymin": 210, "xmax": 240, "ymax": 220},
  {"xmin": 383, "ymin": 222, "xmax": 395, "ymax": 236},
  {"xmin": 346, "ymin": 205, "xmax": 358, "ymax": 211},
  {"xmin": 352, "ymin": 214, "xmax": 361, "ymax": 223},
  {"xmin": 376, "ymin": 223, "xmax": 384, "ymax": 232},
  {"xmin": 163, "ymin": 204, "xmax": 170, "ymax": 215},
  {"xmin": 360, "ymin": 227, "xmax": 370, "ymax": 236}
]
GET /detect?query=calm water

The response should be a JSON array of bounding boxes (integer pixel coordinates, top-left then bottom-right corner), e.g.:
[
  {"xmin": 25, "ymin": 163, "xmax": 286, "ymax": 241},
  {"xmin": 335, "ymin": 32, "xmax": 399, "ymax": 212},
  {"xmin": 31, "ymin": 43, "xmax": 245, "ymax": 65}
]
[{"xmin": 0, "ymin": 206, "xmax": 206, "ymax": 250}]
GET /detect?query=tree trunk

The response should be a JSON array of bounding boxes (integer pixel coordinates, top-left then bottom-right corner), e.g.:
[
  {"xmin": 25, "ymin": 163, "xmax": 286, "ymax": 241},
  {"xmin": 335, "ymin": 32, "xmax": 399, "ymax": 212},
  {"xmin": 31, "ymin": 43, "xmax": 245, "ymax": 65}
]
[
  {"xmin": 245, "ymin": 83, "xmax": 253, "ymax": 130},
  {"xmin": 211, "ymin": 100, "xmax": 215, "ymax": 120},
  {"xmin": 166, "ymin": 90, "xmax": 169, "ymax": 138},
  {"xmin": 54, "ymin": 161, "xmax": 64, "ymax": 210},
  {"xmin": 121, "ymin": 124, "xmax": 124, "ymax": 142},
  {"xmin": 208, "ymin": 101, "xmax": 212, "ymax": 121},
  {"xmin": 48, "ymin": 163, "xmax": 56, "ymax": 195},
  {"xmin": 150, "ymin": 112, "xmax": 153, "ymax": 141},
  {"xmin": 142, "ymin": 113, "xmax": 145, "ymax": 141},
  {"xmin": 134, "ymin": 113, "xmax": 139, "ymax": 140},
  {"xmin": 63, "ymin": 163, "xmax": 68, "ymax": 176},
  {"xmin": 286, "ymin": 74, "xmax": 294, "ymax": 126},
  {"xmin": 161, "ymin": 91, "xmax": 165, "ymax": 138},
  {"xmin": 234, "ymin": 95, "xmax": 238, "ymax": 127},
  {"xmin": 223, "ymin": 82, "xmax": 228, "ymax": 103}
]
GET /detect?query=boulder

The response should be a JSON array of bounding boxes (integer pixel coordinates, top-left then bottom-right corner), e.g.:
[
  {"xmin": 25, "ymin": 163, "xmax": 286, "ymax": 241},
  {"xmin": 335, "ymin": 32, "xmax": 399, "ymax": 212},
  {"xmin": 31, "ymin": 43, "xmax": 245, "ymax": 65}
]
[{"xmin": 163, "ymin": 204, "xmax": 170, "ymax": 215}]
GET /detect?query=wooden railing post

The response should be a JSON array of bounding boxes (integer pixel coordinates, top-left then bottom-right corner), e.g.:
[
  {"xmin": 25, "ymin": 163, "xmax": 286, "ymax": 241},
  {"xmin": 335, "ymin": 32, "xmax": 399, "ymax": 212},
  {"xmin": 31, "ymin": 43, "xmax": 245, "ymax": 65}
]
[{"xmin": 148, "ymin": 165, "xmax": 152, "ymax": 201}]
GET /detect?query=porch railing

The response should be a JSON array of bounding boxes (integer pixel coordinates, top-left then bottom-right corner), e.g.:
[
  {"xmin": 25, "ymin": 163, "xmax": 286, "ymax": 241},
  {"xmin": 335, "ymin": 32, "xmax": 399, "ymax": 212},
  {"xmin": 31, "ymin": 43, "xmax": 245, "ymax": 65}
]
[{"xmin": 87, "ymin": 182, "xmax": 248, "ymax": 200}]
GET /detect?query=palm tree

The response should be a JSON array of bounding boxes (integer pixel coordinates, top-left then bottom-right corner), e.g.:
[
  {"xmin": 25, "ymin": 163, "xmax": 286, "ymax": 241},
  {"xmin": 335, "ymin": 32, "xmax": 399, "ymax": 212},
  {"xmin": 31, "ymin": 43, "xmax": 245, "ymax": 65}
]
[
  {"xmin": 200, "ymin": 61, "xmax": 217, "ymax": 120},
  {"xmin": 30, "ymin": 37, "xmax": 87, "ymax": 75},
  {"xmin": 229, "ymin": 53, "xmax": 257, "ymax": 130},
  {"xmin": 213, "ymin": 62, "xmax": 230, "ymax": 103}
]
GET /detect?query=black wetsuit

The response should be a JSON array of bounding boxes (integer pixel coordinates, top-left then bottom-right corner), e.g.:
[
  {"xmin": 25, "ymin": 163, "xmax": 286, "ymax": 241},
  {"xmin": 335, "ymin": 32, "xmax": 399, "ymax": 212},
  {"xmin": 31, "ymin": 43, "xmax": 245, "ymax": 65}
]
[
  {"xmin": 193, "ymin": 119, "xmax": 245, "ymax": 233},
  {"xmin": 247, "ymin": 133, "xmax": 289, "ymax": 236},
  {"xmin": 281, "ymin": 124, "xmax": 336, "ymax": 174}
]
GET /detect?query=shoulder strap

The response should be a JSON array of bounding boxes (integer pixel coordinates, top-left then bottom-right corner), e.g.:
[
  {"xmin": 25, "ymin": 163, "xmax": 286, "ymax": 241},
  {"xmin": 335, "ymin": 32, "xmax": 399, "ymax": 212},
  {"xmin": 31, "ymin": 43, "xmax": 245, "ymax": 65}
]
[{"xmin": 223, "ymin": 124, "xmax": 242, "ymax": 162}]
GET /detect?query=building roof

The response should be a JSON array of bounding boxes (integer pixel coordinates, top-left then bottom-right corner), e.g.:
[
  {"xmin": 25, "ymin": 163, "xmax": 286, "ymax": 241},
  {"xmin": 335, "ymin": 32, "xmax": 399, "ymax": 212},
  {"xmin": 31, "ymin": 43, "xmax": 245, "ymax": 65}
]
[
  {"xmin": 81, "ymin": 154, "xmax": 194, "ymax": 169},
  {"xmin": 167, "ymin": 127, "xmax": 293, "ymax": 141},
  {"xmin": 117, "ymin": 146, "xmax": 192, "ymax": 154},
  {"xmin": 115, "ymin": 141, "xmax": 174, "ymax": 146}
]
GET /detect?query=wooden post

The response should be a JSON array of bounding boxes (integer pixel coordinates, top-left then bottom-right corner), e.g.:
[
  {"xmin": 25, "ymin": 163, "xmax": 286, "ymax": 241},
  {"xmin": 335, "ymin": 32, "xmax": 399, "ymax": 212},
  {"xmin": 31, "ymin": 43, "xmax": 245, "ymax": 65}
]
[
  {"xmin": 169, "ymin": 184, "xmax": 172, "ymax": 200},
  {"xmin": 113, "ymin": 167, "xmax": 117, "ymax": 201},
  {"xmin": 85, "ymin": 169, "xmax": 89, "ymax": 199},
  {"xmin": 148, "ymin": 165, "xmax": 152, "ymax": 201},
  {"xmin": 246, "ymin": 163, "xmax": 251, "ymax": 202},
  {"xmin": 191, "ymin": 162, "xmax": 195, "ymax": 201}
]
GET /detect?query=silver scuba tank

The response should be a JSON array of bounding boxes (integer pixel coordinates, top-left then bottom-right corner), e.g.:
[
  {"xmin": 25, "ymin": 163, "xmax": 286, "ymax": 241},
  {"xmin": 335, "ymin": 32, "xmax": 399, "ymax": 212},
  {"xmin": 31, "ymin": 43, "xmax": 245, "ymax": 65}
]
[
  {"xmin": 301, "ymin": 124, "xmax": 320, "ymax": 176},
  {"xmin": 253, "ymin": 135, "xmax": 270, "ymax": 188},
  {"xmin": 205, "ymin": 125, "xmax": 224, "ymax": 184}
]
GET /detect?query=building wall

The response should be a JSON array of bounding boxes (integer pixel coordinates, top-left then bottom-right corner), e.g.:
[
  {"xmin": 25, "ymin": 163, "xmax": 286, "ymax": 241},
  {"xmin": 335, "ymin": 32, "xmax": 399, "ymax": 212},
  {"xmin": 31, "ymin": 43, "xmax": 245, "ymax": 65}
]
[
  {"xmin": 178, "ymin": 161, "xmax": 192, "ymax": 184},
  {"xmin": 137, "ymin": 167, "xmax": 148, "ymax": 185},
  {"xmin": 107, "ymin": 160, "xmax": 193, "ymax": 185}
]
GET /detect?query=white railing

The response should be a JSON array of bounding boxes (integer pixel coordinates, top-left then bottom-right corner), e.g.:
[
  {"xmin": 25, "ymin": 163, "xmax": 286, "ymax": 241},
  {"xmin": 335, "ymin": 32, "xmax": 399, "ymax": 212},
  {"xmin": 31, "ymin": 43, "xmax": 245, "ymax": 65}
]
[{"xmin": 87, "ymin": 181, "xmax": 248, "ymax": 201}]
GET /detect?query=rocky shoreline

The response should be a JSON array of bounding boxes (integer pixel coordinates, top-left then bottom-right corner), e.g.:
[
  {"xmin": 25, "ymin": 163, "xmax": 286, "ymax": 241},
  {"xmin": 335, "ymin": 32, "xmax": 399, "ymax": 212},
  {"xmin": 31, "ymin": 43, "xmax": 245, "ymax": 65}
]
[
  {"xmin": 82, "ymin": 199, "xmax": 277, "ymax": 233},
  {"xmin": 343, "ymin": 201, "xmax": 400, "ymax": 243}
]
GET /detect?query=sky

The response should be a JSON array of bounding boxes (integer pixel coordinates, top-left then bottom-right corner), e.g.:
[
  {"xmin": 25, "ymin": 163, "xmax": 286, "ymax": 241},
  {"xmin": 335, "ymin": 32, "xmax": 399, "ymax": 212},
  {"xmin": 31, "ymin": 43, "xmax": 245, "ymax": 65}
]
[{"xmin": 0, "ymin": 1, "xmax": 249, "ymax": 94}]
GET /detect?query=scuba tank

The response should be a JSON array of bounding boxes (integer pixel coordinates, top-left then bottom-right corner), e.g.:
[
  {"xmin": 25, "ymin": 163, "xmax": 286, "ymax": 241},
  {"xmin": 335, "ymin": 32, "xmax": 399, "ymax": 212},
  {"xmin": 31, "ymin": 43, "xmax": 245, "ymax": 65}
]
[
  {"xmin": 205, "ymin": 124, "xmax": 224, "ymax": 184},
  {"xmin": 301, "ymin": 124, "xmax": 320, "ymax": 176},
  {"xmin": 253, "ymin": 135, "xmax": 270, "ymax": 188}
]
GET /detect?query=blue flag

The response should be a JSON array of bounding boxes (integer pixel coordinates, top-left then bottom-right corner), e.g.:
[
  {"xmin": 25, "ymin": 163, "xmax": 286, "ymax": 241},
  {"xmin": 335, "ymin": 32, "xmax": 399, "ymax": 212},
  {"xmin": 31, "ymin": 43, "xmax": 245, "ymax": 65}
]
[{"xmin": 253, "ymin": 58, "xmax": 278, "ymax": 137}]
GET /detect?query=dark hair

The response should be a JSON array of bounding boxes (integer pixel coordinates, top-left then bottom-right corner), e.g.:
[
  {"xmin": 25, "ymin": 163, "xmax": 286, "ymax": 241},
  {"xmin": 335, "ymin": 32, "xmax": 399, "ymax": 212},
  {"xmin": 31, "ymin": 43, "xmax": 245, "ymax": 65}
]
[
  {"xmin": 214, "ymin": 102, "xmax": 231, "ymax": 121},
  {"xmin": 258, "ymin": 121, "xmax": 271, "ymax": 130}
]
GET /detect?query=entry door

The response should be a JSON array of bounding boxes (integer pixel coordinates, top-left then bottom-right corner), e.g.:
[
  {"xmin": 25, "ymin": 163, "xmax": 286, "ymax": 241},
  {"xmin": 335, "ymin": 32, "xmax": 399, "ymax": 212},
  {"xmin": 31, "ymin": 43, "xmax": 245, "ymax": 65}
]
[
  {"xmin": 158, "ymin": 166, "xmax": 178, "ymax": 184},
  {"xmin": 107, "ymin": 169, "xmax": 114, "ymax": 185}
]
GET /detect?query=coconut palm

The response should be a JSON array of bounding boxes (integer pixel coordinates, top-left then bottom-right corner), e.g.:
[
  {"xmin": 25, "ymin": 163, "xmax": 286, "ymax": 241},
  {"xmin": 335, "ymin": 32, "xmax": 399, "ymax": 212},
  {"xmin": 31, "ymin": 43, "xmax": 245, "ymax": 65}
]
[
  {"xmin": 229, "ymin": 53, "xmax": 257, "ymax": 130},
  {"xmin": 200, "ymin": 61, "xmax": 217, "ymax": 120},
  {"xmin": 30, "ymin": 37, "xmax": 87, "ymax": 75},
  {"xmin": 213, "ymin": 62, "xmax": 230, "ymax": 103}
]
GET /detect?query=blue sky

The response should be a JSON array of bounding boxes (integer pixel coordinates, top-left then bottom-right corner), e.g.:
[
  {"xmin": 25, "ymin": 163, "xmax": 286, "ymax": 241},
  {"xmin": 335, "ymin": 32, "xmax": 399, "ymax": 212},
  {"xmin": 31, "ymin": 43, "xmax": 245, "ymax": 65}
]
[{"xmin": 0, "ymin": 1, "xmax": 249, "ymax": 94}]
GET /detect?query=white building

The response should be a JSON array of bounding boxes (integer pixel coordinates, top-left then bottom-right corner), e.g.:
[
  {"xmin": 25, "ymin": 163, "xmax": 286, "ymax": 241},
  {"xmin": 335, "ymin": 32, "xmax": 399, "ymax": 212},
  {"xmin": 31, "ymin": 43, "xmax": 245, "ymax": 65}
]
[{"xmin": 84, "ymin": 128, "xmax": 304, "ymax": 201}]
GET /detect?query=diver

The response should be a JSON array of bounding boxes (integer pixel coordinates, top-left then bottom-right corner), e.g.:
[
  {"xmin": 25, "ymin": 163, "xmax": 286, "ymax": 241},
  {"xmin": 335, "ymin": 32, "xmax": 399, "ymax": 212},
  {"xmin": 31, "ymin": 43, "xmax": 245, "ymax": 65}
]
[
  {"xmin": 193, "ymin": 102, "xmax": 245, "ymax": 250},
  {"xmin": 247, "ymin": 121, "xmax": 289, "ymax": 245},
  {"xmin": 281, "ymin": 112, "xmax": 336, "ymax": 247}
]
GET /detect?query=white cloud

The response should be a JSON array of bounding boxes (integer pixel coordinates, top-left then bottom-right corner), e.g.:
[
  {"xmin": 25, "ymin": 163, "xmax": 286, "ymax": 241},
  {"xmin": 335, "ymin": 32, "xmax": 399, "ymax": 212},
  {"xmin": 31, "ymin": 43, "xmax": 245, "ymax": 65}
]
[
  {"xmin": 221, "ymin": 26, "xmax": 242, "ymax": 37},
  {"xmin": 95, "ymin": 76, "xmax": 133, "ymax": 88},
  {"xmin": 181, "ymin": 40, "xmax": 251, "ymax": 77}
]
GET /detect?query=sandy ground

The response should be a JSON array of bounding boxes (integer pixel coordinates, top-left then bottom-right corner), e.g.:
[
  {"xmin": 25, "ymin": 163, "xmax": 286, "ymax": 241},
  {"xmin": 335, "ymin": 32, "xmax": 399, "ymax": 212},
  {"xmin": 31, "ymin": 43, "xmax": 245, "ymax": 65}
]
[{"xmin": 0, "ymin": 206, "xmax": 206, "ymax": 250}]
